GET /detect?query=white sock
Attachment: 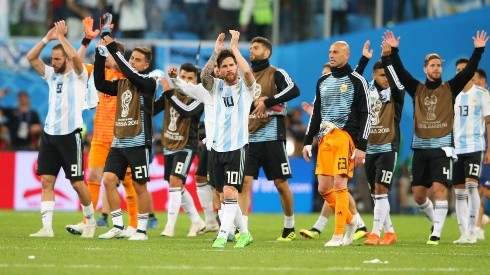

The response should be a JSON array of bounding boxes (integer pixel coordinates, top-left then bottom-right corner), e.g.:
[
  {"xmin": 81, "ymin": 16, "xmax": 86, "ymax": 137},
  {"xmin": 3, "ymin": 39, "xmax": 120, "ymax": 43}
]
[
  {"xmin": 218, "ymin": 199, "xmax": 238, "ymax": 238},
  {"xmin": 234, "ymin": 204, "xmax": 249, "ymax": 234},
  {"xmin": 81, "ymin": 203, "xmax": 95, "ymax": 223},
  {"xmin": 284, "ymin": 215, "xmax": 295, "ymax": 229},
  {"xmin": 372, "ymin": 194, "xmax": 389, "ymax": 236},
  {"xmin": 454, "ymin": 188, "xmax": 469, "ymax": 236},
  {"xmin": 137, "ymin": 213, "xmax": 148, "ymax": 233},
  {"xmin": 111, "ymin": 209, "xmax": 124, "ymax": 230},
  {"xmin": 466, "ymin": 182, "xmax": 480, "ymax": 234},
  {"xmin": 197, "ymin": 183, "xmax": 215, "ymax": 223},
  {"xmin": 181, "ymin": 187, "xmax": 202, "ymax": 224},
  {"xmin": 432, "ymin": 200, "xmax": 448, "ymax": 238},
  {"xmin": 40, "ymin": 201, "xmax": 55, "ymax": 230},
  {"xmin": 383, "ymin": 204, "xmax": 395, "ymax": 233},
  {"xmin": 166, "ymin": 187, "xmax": 182, "ymax": 229},
  {"xmin": 313, "ymin": 215, "xmax": 328, "ymax": 232},
  {"xmin": 242, "ymin": 215, "xmax": 249, "ymax": 229},
  {"xmin": 418, "ymin": 198, "xmax": 435, "ymax": 223},
  {"xmin": 355, "ymin": 212, "xmax": 366, "ymax": 228}
]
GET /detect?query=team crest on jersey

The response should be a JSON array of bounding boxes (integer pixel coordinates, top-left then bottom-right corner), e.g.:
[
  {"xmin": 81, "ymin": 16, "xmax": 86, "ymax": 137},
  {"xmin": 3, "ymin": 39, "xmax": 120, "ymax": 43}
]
[{"xmin": 340, "ymin": 83, "xmax": 348, "ymax": 93}]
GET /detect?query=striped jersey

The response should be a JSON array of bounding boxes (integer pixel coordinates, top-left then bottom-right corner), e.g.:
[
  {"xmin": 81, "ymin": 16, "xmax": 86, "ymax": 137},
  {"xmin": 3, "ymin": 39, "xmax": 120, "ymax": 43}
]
[
  {"xmin": 453, "ymin": 85, "xmax": 490, "ymax": 154},
  {"xmin": 212, "ymin": 78, "xmax": 256, "ymax": 152},
  {"xmin": 42, "ymin": 65, "xmax": 88, "ymax": 135}
]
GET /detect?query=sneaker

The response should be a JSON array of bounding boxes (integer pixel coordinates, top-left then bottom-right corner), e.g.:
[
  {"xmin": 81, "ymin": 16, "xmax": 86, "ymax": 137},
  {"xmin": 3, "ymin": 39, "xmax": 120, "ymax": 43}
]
[
  {"xmin": 65, "ymin": 222, "xmax": 85, "ymax": 235},
  {"xmin": 380, "ymin": 232, "xmax": 397, "ymax": 245},
  {"xmin": 198, "ymin": 221, "xmax": 220, "ymax": 234},
  {"xmin": 147, "ymin": 217, "xmax": 159, "ymax": 229},
  {"xmin": 30, "ymin": 228, "xmax": 54, "ymax": 237},
  {"xmin": 324, "ymin": 234, "xmax": 344, "ymax": 247},
  {"xmin": 227, "ymin": 232, "xmax": 236, "ymax": 242},
  {"xmin": 353, "ymin": 226, "xmax": 369, "ymax": 240},
  {"xmin": 98, "ymin": 227, "xmax": 124, "ymax": 239},
  {"xmin": 483, "ymin": 214, "xmax": 489, "ymax": 226},
  {"xmin": 277, "ymin": 229, "xmax": 296, "ymax": 241},
  {"xmin": 234, "ymin": 232, "xmax": 254, "ymax": 248},
  {"xmin": 187, "ymin": 221, "xmax": 206, "ymax": 237},
  {"xmin": 364, "ymin": 233, "xmax": 380, "ymax": 245},
  {"xmin": 475, "ymin": 228, "xmax": 485, "ymax": 240},
  {"xmin": 96, "ymin": 217, "xmax": 108, "ymax": 228},
  {"xmin": 128, "ymin": 232, "xmax": 148, "ymax": 241},
  {"xmin": 426, "ymin": 235, "xmax": 440, "ymax": 245},
  {"xmin": 466, "ymin": 233, "xmax": 477, "ymax": 244},
  {"xmin": 342, "ymin": 215, "xmax": 359, "ymax": 246},
  {"xmin": 453, "ymin": 235, "xmax": 471, "ymax": 244},
  {"xmin": 212, "ymin": 236, "xmax": 227, "ymax": 248},
  {"xmin": 299, "ymin": 228, "xmax": 320, "ymax": 239},
  {"xmin": 123, "ymin": 226, "xmax": 137, "ymax": 238},
  {"xmin": 160, "ymin": 227, "xmax": 174, "ymax": 237},
  {"xmin": 81, "ymin": 221, "xmax": 96, "ymax": 238}
]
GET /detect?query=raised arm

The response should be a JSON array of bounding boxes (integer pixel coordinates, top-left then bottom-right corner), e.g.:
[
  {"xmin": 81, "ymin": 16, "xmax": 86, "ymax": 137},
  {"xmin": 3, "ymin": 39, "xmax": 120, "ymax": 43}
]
[
  {"xmin": 54, "ymin": 21, "xmax": 84, "ymax": 75},
  {"xmin": 78, "ymin": 16, "xmax": 100, "ymax": 60},
  {"xmin": 380, "ymin": 41, "xmax": 404, "ymax": 103},
  {"xmin": 93, "ymin": 46, "xmax": 118, "ymax": 96},
  {"xmin": 201, "ymin": 33, "xmax": 225, "ymax": 91},
  {"xmin": 26, "ymin": 26, "xmax": 57, "ymax": 76},
  {"xmin": 229, "ymin": 30, "xmax": 255, "ymax": 87},
  {"xmin": 354, "ymin": 40, "xmax": 373, "ymax": 75}
]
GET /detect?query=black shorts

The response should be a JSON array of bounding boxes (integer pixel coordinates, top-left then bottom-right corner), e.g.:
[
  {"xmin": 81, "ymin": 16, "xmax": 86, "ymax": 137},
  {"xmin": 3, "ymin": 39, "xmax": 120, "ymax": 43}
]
[
  {"xmin": 37, "ymin": 130, "xmax": 84, "ymax": 181},
  {"xmin": 104, "ymin": 146, "xmax": 151, "ymax": 184},
  {"xmin": 412, "ymin": 148, "xmax": 453, "ymax": 188},
  {"xmin": 164, "ymin": 149, "xmax": 195, "ymax": 183},
  {"xmin": 480, "ymin": 163, "xmax": 490, "ymax": 188},
  {"xmin": 245, "ymin": 140, "xmax": 292, "ymax": 180},
  {"xmin": 365, "ymin": 151, "xmax": 397, "ymax": 191},
  {"xmin": 196, "ymin": 146, "xmax": 208, "ymax": 177},
  {"xmin": 210, "ymin": 146, "xmax": 248, "ymax": 193},
  {"xmin": 453, "ymin": 151, "xmax": 483, "ymax": 184}
]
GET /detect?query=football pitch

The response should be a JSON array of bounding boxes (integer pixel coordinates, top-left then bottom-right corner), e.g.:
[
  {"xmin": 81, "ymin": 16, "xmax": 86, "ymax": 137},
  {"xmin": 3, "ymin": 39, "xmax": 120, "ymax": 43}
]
[{"xmin": 0, "ymin": 211, "xmax": 488, "ymax": 274}]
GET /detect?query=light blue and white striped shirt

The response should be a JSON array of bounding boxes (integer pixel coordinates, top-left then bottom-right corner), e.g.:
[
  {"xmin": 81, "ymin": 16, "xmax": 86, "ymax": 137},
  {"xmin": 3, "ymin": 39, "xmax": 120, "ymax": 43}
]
[{"xmin": 42, "ymin": 65, "xmax": 87, "ymax": 135}]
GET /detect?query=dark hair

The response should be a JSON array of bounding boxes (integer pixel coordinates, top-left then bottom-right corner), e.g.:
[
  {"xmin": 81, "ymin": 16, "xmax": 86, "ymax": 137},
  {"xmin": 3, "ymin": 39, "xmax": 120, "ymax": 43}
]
[
  {"xmin": 476, "ymin": 68, "xmax": 487, "ymax": 80},
  {"xmin": 251, "ymin": 36, "xmax": 273, "ymax": 57},
  {"xmin": 217, "ymin": 49, "xmax": 236, "ymax": 68},
  {"xmin": 455, "ymin": 58, "xmax": 468, "ymax": 67},
  {"xmin": 52, "ymin": 44, "xmax": 67, "ymax": 57},
  {"xmin": 114, "ymin": 41, "xmax": 125, "ymax": 55},
  {"xmin": 180, "ymin": 62, "xmax": 198, "ymax": 74},
  {"xmin": 133, "ymin": 46, "xmax": 152, "ymax": 63},
  {"xmin": 372, "ymin": 60, "xmax": 383, "ymax": 71}
]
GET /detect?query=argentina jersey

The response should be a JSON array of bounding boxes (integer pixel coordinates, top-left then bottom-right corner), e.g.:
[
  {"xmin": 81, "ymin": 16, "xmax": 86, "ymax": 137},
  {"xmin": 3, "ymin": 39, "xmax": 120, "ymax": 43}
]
[
  {"xmin": 319, "ymin": 75, "xmax": 354, "ymax": 128},
  {"xmin": 212, "ymin": 79, "xmax": 255, "ymax": 152},
  {"xmin": 111, "ymin": 95, "xmax": 146, "ymax": 148},
  {"xmin": 249, "ymin": 118, "xmax": 278, "ymax": 142},
  {"xmin": 43, "ymin": 65, "xmax": 87, "ymax": 135},
  {"xmin": 453, "ymin": 85, "xmax": 490, "ymax": 154}
]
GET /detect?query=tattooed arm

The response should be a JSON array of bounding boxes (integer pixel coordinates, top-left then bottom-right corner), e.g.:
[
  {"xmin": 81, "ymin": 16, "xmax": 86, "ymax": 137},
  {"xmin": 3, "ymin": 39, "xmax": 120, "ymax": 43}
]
[{"xmin": 201, "ymin": 33, "xmax": 225, "ymax": 91}]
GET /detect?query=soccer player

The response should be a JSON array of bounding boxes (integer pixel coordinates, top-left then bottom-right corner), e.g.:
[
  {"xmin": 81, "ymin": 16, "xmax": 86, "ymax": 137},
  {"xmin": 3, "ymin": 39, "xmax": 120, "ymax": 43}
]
[
  {"xmin": 65, "ymin": 16, "xmax": 139, "ymax": 238},
  {"xmin": 303, "ymin": 40, "xmax": 371, "ymax": 247},
  {"xmin": 239, "ymin": 36, "xmax": 300, "ymax": 241},
  {"xmin": 453, "ymin": 60, "xmax": 490, "ymax": 244},
  {"xmin": 363, "ymin": 41, "xmax": 405, "ymax": 246},
  {"xmin": 154, "ymin": 63, "xmax": 206, "ymax": 237},
  {"xmin": 94, "ymin": 14, "xmax": 157, "ymax": 241},
  {"xmin": 26, "ymin": 20, "xmax": 96, "ymax": 238},
  {"xmin": 383, "ymin": 30, "xmax": 488, "ymax": 245}
]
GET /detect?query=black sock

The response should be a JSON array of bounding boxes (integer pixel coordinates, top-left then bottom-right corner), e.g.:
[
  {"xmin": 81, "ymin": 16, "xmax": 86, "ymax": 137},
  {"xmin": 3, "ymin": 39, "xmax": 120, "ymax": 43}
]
[
  {"xmin": 282, "ymin": 227, "xmax": 295, "ymax": 238},
  {"xmin": 149, "ymin": 213, "xmax": 155, "ymax": 219},
  {"xmin": 102, "ymin": 213, "xmax": 108, "ymax": 220}
]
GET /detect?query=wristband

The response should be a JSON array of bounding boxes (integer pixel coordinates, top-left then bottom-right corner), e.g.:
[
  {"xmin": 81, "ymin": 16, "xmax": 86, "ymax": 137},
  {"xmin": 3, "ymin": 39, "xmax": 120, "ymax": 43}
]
[
  {"xmin": 41, "ymin": 37, "xmax": 49, "ymax": 44},
  {"xmin": 81, "ymin": 38, "xmax": 91, "ymax": 46}
]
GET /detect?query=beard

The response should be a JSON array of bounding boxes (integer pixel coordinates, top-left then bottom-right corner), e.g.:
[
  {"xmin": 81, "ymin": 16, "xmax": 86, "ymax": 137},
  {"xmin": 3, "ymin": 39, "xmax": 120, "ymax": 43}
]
[
  {"xmin": 223, "ymin": 71, "xmax": 237, "ymax": 83},
  {"xmin": 54, "ymin": 61, "xmax": 67, "ymax": 73}
]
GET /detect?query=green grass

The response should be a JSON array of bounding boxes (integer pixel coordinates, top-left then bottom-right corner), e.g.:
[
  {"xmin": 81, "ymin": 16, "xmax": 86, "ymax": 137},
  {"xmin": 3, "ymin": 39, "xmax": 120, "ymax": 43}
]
[{"xmin": 0, "ymin": 211, "xmax": 488, "ymax": 274}]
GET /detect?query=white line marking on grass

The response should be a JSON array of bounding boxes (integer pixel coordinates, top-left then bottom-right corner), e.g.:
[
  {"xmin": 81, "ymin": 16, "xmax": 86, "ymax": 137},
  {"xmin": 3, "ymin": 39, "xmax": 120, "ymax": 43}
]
[{"xmin": 0, "ymin": 263, "xmax": 479, "ymax": 272}]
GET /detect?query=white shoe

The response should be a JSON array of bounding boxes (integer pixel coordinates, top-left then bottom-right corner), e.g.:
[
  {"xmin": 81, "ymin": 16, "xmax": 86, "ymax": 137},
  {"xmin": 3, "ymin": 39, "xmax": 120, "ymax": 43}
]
[
  {"xmin": 123, "ymin": 226, "xmax": 137, "ymax": 238},
  {"xmin": 30, "ymin": 228, "xmax": 54, "ymax": 237},
  {"xmin": 453, "ymin": 235, "xmax": 471, "ymax": 244},
  {"xmin": 198, "ymin": 221, "xmax": 220, "ymax": 234},
  {"xmin": 482, "ymin": 214, "xmax": 489, "ymax": 226},
  {"xmin": 81, "ymin": 220, "xmax": 96, "ymax": 238},
  {"xmin": 187, "ymin": 220, "xmax": 206, "ymax": 237},
  {"xmin": 475, "ymin": 228, "xmax": 485, "ymax": 240},
  {"xmin": 342, "ymin": 215, "xmax": 359, "ymax": 246},
  {"xmin": 324, "ymin": 234, "xmax": 344, "ymax": 247},
  {"xmin": 467, "ymin": 233, "xmax": 477, "ymax": 244},
  {"xmin": 65, "ymin": 222, "xmax": 85, "ymax": 235},
  {"xmin": 160, "ymin": 227, "xmax": 174, "ymax": 237},
  {"xmin": 98, "ymin": 227, "xmax": 124, "ymax": 239},
  {"xmin": 128, "ymin": 232, "xmax": 148, "ymax": 241}
]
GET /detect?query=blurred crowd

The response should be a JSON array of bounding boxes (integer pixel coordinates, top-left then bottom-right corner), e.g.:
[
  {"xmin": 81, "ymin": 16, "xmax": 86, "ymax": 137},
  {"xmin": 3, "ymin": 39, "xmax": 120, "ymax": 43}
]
[{"xmin": 6, "ymin": 0, "xmax": 489, "ymax": 43}]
